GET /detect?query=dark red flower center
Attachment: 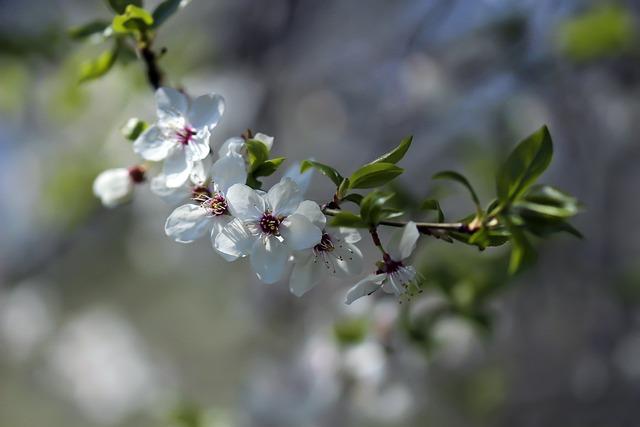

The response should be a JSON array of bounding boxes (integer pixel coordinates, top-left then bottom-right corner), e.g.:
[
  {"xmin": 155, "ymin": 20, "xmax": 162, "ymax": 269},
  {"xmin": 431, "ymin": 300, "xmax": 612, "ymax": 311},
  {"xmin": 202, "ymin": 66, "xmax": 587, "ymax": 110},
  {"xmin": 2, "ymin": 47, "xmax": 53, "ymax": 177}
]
[
  {"xmin": 259, "ymin": 212, "xmax": 281, "ymax": 235},
  {"xmin": 314, "ymin": 233, "xmax": 334, "ymax": 253},
  {"xmin": 204, "ymin": 193, "xmax": 228, "ymax": 216},
  {"xmin": 128, "ymin": 166, "xmax": 146, "ymax": 183},
  {"xmin": 176, "ymin": 126, "xmax": 196, "ymax": 145},
  {"xmin": 376, "ymin": 256, "xmax": 404, "ymax": 274}
]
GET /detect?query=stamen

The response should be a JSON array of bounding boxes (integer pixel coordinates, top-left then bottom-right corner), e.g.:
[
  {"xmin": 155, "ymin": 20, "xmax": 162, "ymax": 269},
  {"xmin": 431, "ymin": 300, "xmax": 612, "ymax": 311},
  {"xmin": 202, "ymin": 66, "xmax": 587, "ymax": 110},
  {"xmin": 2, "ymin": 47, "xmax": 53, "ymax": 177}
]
[
  {"xmin": 203, "ymin": 192, "xmax": 228, "ymax": 216},
  {"xmin": 176, "ymin": 126, "xmax": 196, "ymax": 145},
  {"xmin": 313, "ymin": 233, "xmax": 334, "ymax": 253},
  {"xmin": 259, "ymin": 211, "xmax": 281, "ymax": 235}
]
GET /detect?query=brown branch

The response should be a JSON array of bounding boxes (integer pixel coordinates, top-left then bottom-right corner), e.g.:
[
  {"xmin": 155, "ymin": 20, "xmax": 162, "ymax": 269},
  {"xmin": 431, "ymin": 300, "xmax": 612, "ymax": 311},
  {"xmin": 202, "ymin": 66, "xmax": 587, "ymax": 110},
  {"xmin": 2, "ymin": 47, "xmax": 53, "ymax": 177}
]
[{"xmin": 138, "ymin": 43, "xmax": 164, "ymax": 90}]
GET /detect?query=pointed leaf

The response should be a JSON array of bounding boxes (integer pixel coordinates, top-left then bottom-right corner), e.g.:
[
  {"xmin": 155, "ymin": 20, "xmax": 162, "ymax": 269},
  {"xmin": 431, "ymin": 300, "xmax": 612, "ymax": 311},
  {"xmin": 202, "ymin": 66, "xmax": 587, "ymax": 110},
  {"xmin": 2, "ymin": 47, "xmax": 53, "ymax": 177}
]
[
  {"xmin": 300, "ymin": 160, "xmax": 343, "ymax": 187},
  {"xmin": 367, "ymin": 135, "xmax": 413, "ymax": 165},
  {"xmin": 433, "ymin": 170, "xmax": 481, "ymax": 211},
  {"xmin": 349, "ymin": 163, "xmax": 404, "ymax": 189}
]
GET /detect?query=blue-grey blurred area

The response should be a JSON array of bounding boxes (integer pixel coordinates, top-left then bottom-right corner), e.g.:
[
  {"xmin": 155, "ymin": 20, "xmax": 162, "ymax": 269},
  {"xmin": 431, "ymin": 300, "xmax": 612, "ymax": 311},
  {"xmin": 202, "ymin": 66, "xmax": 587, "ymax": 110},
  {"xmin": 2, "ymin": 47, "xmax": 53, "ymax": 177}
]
[{"xmin": 1, "ymin": 0, "xmax": 640, "ymax": 426}]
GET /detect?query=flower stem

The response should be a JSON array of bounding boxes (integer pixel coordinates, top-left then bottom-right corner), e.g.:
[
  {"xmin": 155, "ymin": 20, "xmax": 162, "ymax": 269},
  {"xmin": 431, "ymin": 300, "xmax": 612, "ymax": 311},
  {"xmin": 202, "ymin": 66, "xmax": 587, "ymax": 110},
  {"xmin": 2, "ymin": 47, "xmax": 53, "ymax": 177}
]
[
  {"xmin": 322, "ymin": 208, "xmax": 473, "ymax": 235},
  {"xmin": 138, "ymin": 41, "xmax": 164, "ymax": 90}
]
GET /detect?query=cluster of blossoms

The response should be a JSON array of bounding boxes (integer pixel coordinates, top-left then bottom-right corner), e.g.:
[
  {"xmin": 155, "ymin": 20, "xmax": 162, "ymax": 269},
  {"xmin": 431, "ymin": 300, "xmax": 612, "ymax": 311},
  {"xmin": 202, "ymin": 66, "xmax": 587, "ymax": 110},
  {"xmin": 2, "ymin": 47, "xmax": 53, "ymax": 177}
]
[{"xmin": 93, "ymin": 87, "xmax": 421, "ymax": 303}]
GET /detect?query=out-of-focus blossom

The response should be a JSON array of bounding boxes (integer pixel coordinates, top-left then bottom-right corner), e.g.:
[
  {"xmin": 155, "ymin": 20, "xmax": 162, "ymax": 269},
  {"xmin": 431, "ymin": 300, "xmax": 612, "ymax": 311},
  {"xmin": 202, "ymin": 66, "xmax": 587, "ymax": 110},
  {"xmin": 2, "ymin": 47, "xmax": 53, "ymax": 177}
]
[{"xmin": 93, "ymin": 166, "xmax": 146, "ymax": 208}]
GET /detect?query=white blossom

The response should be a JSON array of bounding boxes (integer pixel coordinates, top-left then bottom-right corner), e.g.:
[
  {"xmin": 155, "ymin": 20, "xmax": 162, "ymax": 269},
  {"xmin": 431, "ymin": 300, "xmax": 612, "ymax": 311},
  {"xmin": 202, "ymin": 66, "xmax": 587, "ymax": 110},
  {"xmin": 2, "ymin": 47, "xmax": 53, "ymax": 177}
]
[
  {"xmin": 149, "ymin": 157, "xmax": 211, "ymax": 205},
  {"xmin": 133, "ymin": 87, "xmax": 224, "ymax": 188},
  {"xmin": 289, "ymin": 201, "xmax": 363, "ymax": 297},
  {"xmin": 164, "ymin": 152, "xmax": 247, "ymax": 252},
  {"xmin": 345, "ymin": 222, "xmax": 420, "ymax": 304},
  {"xmin": 214, "ymin": 178, "xmax": 323, "ymax": 284},
  {"xmin": 93, "ymin": 166, "xmax": 145, "ymax": 208}
]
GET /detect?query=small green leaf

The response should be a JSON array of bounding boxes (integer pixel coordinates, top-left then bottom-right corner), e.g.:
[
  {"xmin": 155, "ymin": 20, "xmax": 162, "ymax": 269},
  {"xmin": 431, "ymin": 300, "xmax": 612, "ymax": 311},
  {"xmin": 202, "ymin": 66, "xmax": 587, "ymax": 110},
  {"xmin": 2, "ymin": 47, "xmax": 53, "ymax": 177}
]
[
  {"xmin": 360, "ymin": 190, "xmax": 395, "ymax": 225},
  {"xmin": 68, "ymin": 20, "xmax": 111, "ymax": 40},
  {"xmin": 433, "ymin": 170, "xmax": 481, "ymax": 212},
  {"xmin": 253, "ymin": 157, "xmax": 286, "ymax": 178},
  {"xmin": 420, "ymin": 199, "xmax": 444, "ymax": 222},
  {"xmin": 349, "ymin": 163, "xmax": 404, "ymax": 189},
  {"xmin": 121, "ymin": 118, "xmax": 147, "ymax": 140},
  {"xmin": 504, "ymin": 218, "xmax": 537, "ymax": 274},
  {"xmin": 300, "ymin": 160, "xmax": 343, "ymax": 187},
  {"xmin": 328, "ymin": 212, "xmax": 368, "ymax": 228},
  {"xmin": 497, "ymin": 125, "xmax": 553, "ymax": 205},
  {"xmin": 337, "ymin": 178, "xmax": 350, "ymax": 199},
  {"xmin": 245, "ymin": 139, "xmax": 270, "ymax": 172},
  {"xmin": 112, "ymin": 5, "xmax": 154, "ymax": 34},
  {"xmin": 105, "ymin": 0, "xmax": 143, "ymax": 14},
  {"xmin": 78, "ymin": 47, "xmax": 118, "ymax": 83},
  {"xmin": 342, "ymin": 193, "xmax": 363, "ymax": 206},
  {"xmin": 367, "ymin": 135, "xmax": 413, "ymax": 165},
  {"xmin": 152, "ymin": 0, "xmax": 184, "ymax": 28}
]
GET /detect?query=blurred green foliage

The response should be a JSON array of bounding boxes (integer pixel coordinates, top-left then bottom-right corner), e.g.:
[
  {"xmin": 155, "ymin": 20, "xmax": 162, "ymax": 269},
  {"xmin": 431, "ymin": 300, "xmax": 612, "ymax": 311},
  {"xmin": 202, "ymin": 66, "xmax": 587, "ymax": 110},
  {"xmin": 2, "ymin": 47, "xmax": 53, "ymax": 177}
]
[{"xmin": 558, "ymin": 4, "xmax": 637, "ymax": 62}]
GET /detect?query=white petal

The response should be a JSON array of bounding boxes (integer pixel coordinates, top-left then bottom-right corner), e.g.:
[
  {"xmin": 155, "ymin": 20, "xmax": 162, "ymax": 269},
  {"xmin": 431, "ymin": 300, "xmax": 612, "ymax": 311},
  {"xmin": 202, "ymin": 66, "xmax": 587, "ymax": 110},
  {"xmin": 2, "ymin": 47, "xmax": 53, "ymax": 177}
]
[
  {"xmin": 165, "ymin": 204, "xmax": 212, "ymax": 243},
  {"xmin": 185, "ymin": 128, "xmax": 211, "ymax": 162},
  {"xmin": 280, "ymin": 214, "xmax": 322, "ymax": 251},
  {"xmin": 226, "ymin": 183, "xmax": 265, "ymax": 221},
  {"xmin": 332, "ymin": 241, "xmax": 363, "ymax": 277},
  {"xmin": 386, "ymin": 221, "xmax": 420, "ymax": 261},
  {"xmin": 188, "ymin": 93, "xmax": 225, "ymax": 130},
  {"xmin": 214, "ymin": 218, "xmax": 256, "ymax": 261},
  {"xmin": 250, "ymin": 236, "xmax": 289, "ymax": 284},
  {"xmin": 163, "ymin": 147, "xmax": 192, "ymax": 188},
  {"xmin": 345, "ymin": 274, "xmax": 386, "ymax": 305},
  {"xmin": 289, "ymin": 252, "xmax": 323, "ymax": 297},
  {"xmin": 93, "ymin": 169, "xmax": 133, "ymax": 208},
  {"xmin": 254, "ymin": 133, "xmax": 274, "ymax": 151},
  {"xmin": 338, "ymin": 227, "xmax": 362, "ymax": 244},
  {"xmin": 150, "ymin": 174, "xmax": 190, "ymax": 204},
  {"xmin": 267, "ymin": 177, "xmax": 302, "ymax": 217},
  {"xmin": 189, "ymin": 158, "xmax": 211, "ymax": 186},
  {"xmin": 155, "ymin": 87, "xmax": 188, "ymax": 120},
  {"xmin": 218, "ymin": 137, "xmax": 245, "ymax": 157},
  {"xmin": 382, "ymin": 266, "xmax": 416, "ymax": 296},
  {"xmin": 283, "ymin": 161, "xmax": 313, "ymax": 195},
  {"xmin": 133, "ymin": 125, "xmax": 174, "ymax": 161},
  {"xmin": 293, "ymin": 200, "xmax": 326, "ymax": 229},
  {"xmin": 211, "ymin": 154, "xmax": 247, "ymax": 194},
  {"xmin": 208, "ymin": 216, "xmax": 236, "ymax": 260}
]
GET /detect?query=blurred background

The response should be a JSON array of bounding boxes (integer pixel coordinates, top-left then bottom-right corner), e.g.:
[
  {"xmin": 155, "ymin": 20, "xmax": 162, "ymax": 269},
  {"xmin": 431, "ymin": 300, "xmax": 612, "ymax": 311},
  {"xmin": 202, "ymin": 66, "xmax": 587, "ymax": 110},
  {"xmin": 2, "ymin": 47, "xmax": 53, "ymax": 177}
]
[{"xmin": 1, "ymin": 0, "xmax": 640, "ymax": 426}]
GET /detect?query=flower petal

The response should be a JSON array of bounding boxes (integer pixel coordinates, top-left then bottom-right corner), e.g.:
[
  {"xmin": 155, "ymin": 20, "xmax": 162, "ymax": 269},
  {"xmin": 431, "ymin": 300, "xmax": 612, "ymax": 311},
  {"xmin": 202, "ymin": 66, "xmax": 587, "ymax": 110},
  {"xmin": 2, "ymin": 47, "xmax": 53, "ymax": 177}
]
[
  {"xmin": 189, "ymin": 158, "xmax": 211, "ymax": 186},
  {"xmin": 250, "ymin": 236, "xmax": 289, "ymax": 284},
  {"xmin": 280, "ymin": 213, "xmax": 322, "ymax": 251},
  {"xmin": 188, "ymin": 93, "xmax": 225, "ymax": 130},
  {"xmin": 164, "ymin": 204, "xmax": 212, "ymax": 243},
  {"xmin": 254, "ymin": 133, "xmax": 274, "ymax": 151},
  {"xmin": 332, "ymin": 240, "xmax": 363, "ymax": 277},
  {"xmin": 214, "ymin": 218, "xmax": 256, "ymax": 261},
  {"xmin": 150, "ymin": 174, "xmax": 190, "ymax": 204},
  {"xmin": 293, "ymin": 200, "xmax": 326, "ymax": 229},
  {"xmin": 211, "ymin": 154, "xmax": 247, "ymax": 194},
  {"xmin": 267, "ymin": 177, "xmax": 302, "ymax": 217},
  {"xmin": 163, "ymin": 147, "xmax": 192, "ymax": 188},
  {"xmin": 338, "ymin": 227, "xmax": 362, "ymax": 244},
  {"xmin": 283, "ymin": 161, "xmax": 313, "ymax": 195},
  {"xmin": 345, "ymin": 274, "xmax": 386, "ymax": 305},
  {"xmin": 226, "ymin": 183, "xmax": 265, "ymax": 221},
  {"xmin": 133, "ymin": 125, "xmax": 174, "ymax": 161},
  {"xmin": 185, "ymin": 128, "xmax": 211, "ymax": 162},
  {"xmin": 386, "ymin": 221, "xmax": 420, "ymax": 261},
  {"xmin": 289, "ymin": 252, "xmax": 323, "ymax": 297},
  {"xmin": 218, "ymin": 137, "xmax": 245, "ymax": 157},
  {"xmin": 156, "ymin": 87, "xmax": 188, "ymax": 120},
  {"xmin": 93, "ymin": 168, "xmax": 133, "ymax": 208}
]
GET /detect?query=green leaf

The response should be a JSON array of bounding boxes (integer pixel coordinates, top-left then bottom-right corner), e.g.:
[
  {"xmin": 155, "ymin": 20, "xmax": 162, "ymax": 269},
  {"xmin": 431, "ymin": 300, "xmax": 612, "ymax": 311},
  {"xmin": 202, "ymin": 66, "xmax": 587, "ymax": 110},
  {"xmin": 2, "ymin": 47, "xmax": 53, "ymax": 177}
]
[
  {"xmin": 504, "ymin": 218, "xmax": 537, "ymax": 275},
  {"xmin": 328, "ymin": 212, "xmax": 368, "ymax": 228},
  {"xmin": 253, "ymin": 157, "xmax": 286, "ymax": 178},
  {"xmin": 105, "ymin": 0, "xmax": 143, "ymax": 14},
  {"xmin": 152, "ymin": 0, "xmax": 184, "ymax": 28},
  {"xmin": 300, "ymin": 160, "xmax": 343, "ymax": 187},
  {"xmin": 342, "ymin": 193, "xmax": 363, "ymax": 206},
  {"xmin": 349, "ymin": 163, "xmax": 404, "ymax": 189},
  {"xmin": 367, "ymin": 135, "xmax": 413, "ymax": 165},
  {"xmin": 245, "ymin": 139, "xmax": 270, "ymax": 172},
  {"xmin": 420, "ymin": 198, "xmax": 444, "ymax": 222},
  {"xmin": 121, "ymin": 118, "xmax": 147, "ymax": 140},
  {"xmin": 337, "ymin": 178, "xmax": 350, "ymax": 199},
  {"xmin": 112, "ymin": 5, "xmax": 154, "ymax": 34},
  {"xmin": 78, "ymin": 47, "xmax": 118, "ymax": 83},
  {"xmin": 432, "ymin": 170, "xmax": 481, "ymax": 212},
  {"xmin": 496, "ymin": 125, "xmax": 553, "ymax": 205},
  {"xmin": 68, "ymin": 20, "xmax": 111, "ymax": 40},
  {"xmin": 360, "ymin": 190, "xmax": 395, "ymax": 225}
]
